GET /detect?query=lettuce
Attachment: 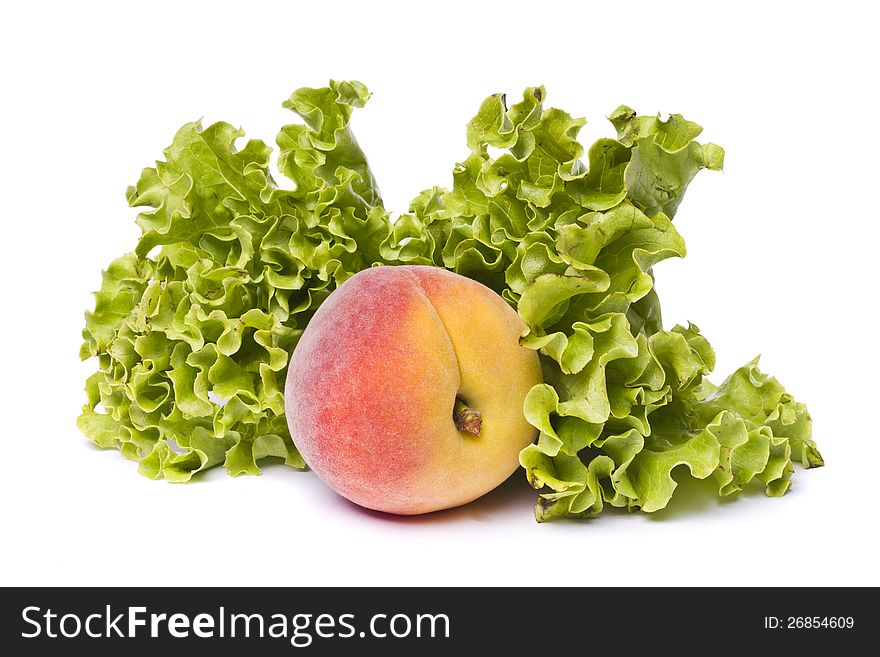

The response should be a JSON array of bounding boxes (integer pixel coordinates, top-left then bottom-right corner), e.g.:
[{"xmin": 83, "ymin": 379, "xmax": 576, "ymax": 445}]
[
  {"xmin": 432, "ymin": 90, "xmax": 822, "ymax": 519},
  {"xmin": 80, "ymin": 81, "xmax": 821, "ymax": 520},
  {"xmin": 80, "ymin": 81, "xmax": 391, "ymax": 481}
]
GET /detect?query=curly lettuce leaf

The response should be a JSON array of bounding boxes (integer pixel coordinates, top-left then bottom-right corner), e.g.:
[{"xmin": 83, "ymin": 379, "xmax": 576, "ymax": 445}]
[
  {"xmin": 416, "ymin": 88, "xmax": 819, "ymax": 520},
  {"xmin": 609, "ymin": 105, "xmax": 725, "ymax": 218},
  {"xmin": 80, "ymin": 80, "xmax": 390, "ymax": 481}
]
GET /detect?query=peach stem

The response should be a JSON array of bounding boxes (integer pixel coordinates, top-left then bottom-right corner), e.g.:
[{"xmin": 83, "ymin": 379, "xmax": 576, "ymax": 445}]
[{"xmin": 453, "ymin": 395, "xmax": 482, "ymax": 437}]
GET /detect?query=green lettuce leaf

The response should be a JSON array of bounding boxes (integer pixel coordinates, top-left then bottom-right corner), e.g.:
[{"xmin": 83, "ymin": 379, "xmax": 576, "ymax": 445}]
[
  {"xmin": 80, "ymin": 80, "xmax": 390, "ymax": 481},
  {"xmin": 410, "ymin": 88, "xmax": 819, "ymax": 520}
]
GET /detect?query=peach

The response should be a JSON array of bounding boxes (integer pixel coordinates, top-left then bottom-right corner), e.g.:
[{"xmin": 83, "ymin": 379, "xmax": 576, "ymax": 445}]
[{"xmin": 284, "ymin": 265, "xmax": 543, "ymax": 515}]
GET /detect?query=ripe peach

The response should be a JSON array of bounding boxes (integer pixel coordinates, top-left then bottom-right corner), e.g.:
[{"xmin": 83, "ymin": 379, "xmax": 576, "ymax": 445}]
[{"xmin": 284, "ymin": 265, "xmax": 542, "ymax": 515}]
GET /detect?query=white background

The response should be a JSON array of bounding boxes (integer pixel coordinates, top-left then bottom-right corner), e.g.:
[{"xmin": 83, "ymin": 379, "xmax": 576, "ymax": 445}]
[{"xmin": 2, "ymin": 0, "xmax": 878, "ymax": 587}]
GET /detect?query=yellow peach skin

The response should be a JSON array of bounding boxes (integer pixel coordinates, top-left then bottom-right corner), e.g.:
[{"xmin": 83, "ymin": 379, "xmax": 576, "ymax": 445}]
[{"xmin": 284, "ymin": 265, "xmax": 543, "ymax": 515}]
